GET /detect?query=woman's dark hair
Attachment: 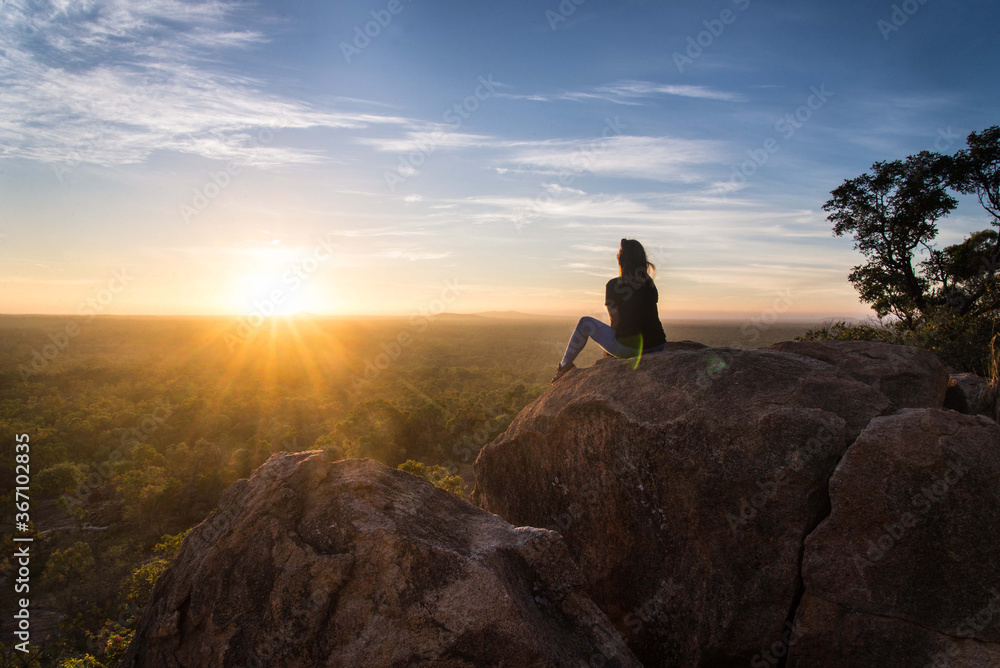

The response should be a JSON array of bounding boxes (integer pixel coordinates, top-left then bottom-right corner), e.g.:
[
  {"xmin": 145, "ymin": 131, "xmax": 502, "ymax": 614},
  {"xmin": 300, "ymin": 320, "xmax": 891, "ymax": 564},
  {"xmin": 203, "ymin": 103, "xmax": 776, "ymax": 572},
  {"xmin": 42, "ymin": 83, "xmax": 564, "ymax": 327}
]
[{"xmin": 617, "ymin": 238, "xmax": 656, "ymax": 288}]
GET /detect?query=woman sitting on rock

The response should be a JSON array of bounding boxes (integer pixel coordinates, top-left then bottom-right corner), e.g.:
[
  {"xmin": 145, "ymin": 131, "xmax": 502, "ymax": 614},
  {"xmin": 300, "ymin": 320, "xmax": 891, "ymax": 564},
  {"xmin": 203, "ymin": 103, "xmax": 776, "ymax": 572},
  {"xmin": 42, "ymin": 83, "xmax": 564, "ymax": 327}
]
[{"xmin": 552, "ymin": 238, "xmax": 667, "ymax": 383}]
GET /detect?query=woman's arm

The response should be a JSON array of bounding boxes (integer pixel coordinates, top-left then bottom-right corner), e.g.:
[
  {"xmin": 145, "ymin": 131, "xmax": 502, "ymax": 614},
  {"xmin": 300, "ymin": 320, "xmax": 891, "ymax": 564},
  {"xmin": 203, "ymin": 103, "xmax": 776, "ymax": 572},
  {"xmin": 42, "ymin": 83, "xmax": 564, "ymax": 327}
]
[
  {"xmin": 605, "ymin": 278, "xmax": 620, "ymax": 330},
  {"xmin": 606, "ymin": 300, "xmax": 620, "ymax": 330}
]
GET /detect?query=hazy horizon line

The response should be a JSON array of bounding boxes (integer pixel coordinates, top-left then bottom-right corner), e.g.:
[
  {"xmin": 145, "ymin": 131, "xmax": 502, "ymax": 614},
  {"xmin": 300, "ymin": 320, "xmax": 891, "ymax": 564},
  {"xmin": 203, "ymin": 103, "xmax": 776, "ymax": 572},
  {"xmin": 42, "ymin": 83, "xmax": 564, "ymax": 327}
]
[{"xmin": 0, "ymin": 310, "xmax": 874, "ymax": 323}]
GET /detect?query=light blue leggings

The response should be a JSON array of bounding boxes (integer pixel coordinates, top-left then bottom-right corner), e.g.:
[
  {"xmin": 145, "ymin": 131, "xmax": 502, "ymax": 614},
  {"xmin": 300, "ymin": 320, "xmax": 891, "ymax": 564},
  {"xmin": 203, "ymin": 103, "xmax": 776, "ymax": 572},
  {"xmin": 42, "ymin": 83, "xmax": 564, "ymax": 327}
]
[{"xmin": 560, "ymin": 316, "xmax": 665, "ymax": 367}]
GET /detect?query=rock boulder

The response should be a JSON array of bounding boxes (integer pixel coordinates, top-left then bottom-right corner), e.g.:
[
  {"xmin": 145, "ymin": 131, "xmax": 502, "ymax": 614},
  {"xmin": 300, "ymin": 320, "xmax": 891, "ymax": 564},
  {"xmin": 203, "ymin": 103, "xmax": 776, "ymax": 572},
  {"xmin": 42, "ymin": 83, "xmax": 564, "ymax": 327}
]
[
  {"xmin": 790, "ymin": 408, "xmax": 1000, "ymax": 667},
  {"xmin": 473, "ymin": 346, "xmax": 893, "ymax": 665},
  {"xmin": 767, "ymin": 340, "xmax": 949, "ymax": 410},
  {"xmin": 945, "ymin": 372, "xmax": 993, "ymax": 416},
  {"xmin": 118, "ymin": 454, "xmax": 640, "ymax": 668}
]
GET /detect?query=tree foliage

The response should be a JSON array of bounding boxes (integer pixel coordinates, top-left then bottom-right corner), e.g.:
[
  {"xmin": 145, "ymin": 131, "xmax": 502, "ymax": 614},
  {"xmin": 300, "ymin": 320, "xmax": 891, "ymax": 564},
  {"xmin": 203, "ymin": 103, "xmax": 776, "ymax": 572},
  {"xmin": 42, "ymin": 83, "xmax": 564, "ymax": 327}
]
[
  {"xmin": 35, "ymin": 462, "xmax": 85, "ymax": 499},
  {"xmin": 397, "ymin": 460, "xmax": 467, "ymax": 496},
  {"xmin": 824, "ymin": 150, "xmax": 956, "ymax": 323},
  {"xmin": 815, "ymin": 127, "xmax": 1000, "ymax": 372}
]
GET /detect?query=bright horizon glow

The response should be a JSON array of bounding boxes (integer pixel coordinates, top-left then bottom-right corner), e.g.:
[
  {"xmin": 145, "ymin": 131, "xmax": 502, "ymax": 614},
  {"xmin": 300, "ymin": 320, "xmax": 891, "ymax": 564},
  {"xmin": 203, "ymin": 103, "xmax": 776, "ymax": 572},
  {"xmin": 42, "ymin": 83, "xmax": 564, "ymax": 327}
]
[{"xmin": 2, "ymin": 0, "xmax": 998, "ymax": 321}]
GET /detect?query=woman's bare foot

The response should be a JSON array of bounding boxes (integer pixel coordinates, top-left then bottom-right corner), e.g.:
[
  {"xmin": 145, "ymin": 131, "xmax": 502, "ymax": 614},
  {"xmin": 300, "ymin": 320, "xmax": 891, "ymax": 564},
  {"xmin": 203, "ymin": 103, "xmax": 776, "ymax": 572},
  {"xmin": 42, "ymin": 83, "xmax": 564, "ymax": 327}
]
[{"xmin": 551, "ymin": 361, "xmax": 575, "ymax": 384}]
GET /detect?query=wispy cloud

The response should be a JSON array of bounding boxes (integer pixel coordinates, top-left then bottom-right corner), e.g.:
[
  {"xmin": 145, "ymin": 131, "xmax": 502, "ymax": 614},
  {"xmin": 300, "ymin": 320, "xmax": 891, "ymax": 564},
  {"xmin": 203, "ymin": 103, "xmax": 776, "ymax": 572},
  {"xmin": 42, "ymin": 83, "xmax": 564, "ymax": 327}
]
[
  {"xmin": 460, "ymin": 193, "xmax": 660, "ymax": 219},
  {"xmin": 505, "ymin": 135, "xmax": 724, "ymax": 182},
  {"xmin": 571, "ymin": 244, "xmax": 618, "ymax": 254},
  {"xmin": 356, "ymin": 130, "xmax": 496, "ymax": 153},
  {"xmin": 332, "ymin": 227, "xmax": 434, "ymax": 238},
  {"xmin": 352, "ymin": 127, "xmax": 724, "ymax": 183},
  {"xmin": 0, "ymin": 275, "xmax": 96, "ymax": 285},
  {"xmin": 379, "ymin": 249, "xmax": 451, "ymax": 261},
  {"xmin": 498, "ymin": 79, "xmax": 744, "ymax": 104},
  {"xmin": 0, "ymin": 0, "xmax": 409, "ymax": 167}
]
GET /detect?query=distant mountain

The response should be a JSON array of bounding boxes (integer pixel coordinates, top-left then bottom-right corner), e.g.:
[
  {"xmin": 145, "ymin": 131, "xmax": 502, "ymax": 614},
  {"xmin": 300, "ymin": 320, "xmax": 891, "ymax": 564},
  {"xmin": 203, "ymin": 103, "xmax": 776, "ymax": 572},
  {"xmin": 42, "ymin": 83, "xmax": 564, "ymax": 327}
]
[
  {"xmin": 472, "ymin": 311, "xmax": 570, "ymax": 320},
  {"xmin": 427, "ymin": 311, "xmax": 570, "ymax": 321},
  {"xmin": 428, "ymin": 312, "xmax": 487, "ymax": 320}
]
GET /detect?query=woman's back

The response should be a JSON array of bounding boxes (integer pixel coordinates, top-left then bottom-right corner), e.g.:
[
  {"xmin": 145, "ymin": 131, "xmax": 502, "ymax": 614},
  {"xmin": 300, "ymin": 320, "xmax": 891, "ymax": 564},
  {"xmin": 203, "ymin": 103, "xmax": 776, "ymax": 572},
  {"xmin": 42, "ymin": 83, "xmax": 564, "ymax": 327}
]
[{"xmin": 605, "ymin": 276, "xmax": 667, "ymax": 350}]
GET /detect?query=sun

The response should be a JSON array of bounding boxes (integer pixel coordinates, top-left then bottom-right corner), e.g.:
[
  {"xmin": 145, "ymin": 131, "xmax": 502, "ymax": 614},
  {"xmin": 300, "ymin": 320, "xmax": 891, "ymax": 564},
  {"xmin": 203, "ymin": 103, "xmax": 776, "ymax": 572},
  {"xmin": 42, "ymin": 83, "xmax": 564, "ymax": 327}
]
[
  {"xmin": 228, "ymin": 272, "xmax": 328, "ymax": 316},
  {"xmin": 219, "ymin": 243, "xmax": 338, "ymax": 316}
]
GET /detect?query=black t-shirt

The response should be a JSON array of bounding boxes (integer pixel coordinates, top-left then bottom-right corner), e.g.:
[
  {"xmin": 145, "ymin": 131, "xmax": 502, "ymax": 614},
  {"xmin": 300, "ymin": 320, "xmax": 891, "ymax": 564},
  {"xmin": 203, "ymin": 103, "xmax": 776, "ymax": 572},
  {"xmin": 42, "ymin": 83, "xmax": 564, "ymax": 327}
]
[{"xmin": 605, "ymin": 277, "xmax": 667, "ymax": 350}]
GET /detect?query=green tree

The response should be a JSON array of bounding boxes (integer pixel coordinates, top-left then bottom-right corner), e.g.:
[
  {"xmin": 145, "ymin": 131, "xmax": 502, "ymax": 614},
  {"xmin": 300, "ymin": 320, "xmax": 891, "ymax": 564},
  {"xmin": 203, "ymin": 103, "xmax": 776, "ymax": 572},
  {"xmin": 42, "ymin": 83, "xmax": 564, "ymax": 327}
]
[
  {"xmin": 119, "ymin": 530, "xmax": 187, "ymax": 610},
  {"xmin": 921, "ymin": 229, "xmax": 999, "ymax": 316},
  {"xmin": 824, "ymin": 150, "xmax": 956, "ymax": 325},
  {"xmin": 816, "ymin": 129, "xmax": 1000, "ymax": 372},
  {"xmin": 398, "ymin": 460, "xmax": 467, "ymax": 496},
  {"xmin": 334, "ymin": 400, "xmax": 407, "ymax": 465},
  {"xmin": 400, "ymin": 404, "xmax": 447, "ymax": 464},
  {"xmin": 943, "ymin": 125, "xmax": 1000, "ymax": 314},
  {"xmin": 41, "ymin": 542, "xmax": 96, "ymax": 614},
  {"xmin": 35, "ymin": 462, "xmax": 85, "ymax": 498},
  {"xmin": 311, "ymin": 433, "xmax": 345, "ymax": 461}
]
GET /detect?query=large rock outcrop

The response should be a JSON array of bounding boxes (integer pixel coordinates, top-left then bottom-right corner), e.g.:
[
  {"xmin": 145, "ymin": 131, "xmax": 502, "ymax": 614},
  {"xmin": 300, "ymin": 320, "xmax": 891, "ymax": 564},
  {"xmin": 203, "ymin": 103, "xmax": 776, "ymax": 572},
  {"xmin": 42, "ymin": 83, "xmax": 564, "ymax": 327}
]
[
  {"xmin": 119, "ymin": 454, "xmax": 640, "ymax": 668},
  {"xmin": 120, "ymin": 339, "xmax": 994, "ymax": 667},
  {"xmin": 768, "ymin": 340, "xmax": 949, "ymax": 409},
  {"xmin": 789, "ymin": 408, "xmax": 1000, "ymax": 667},
  {"xmin": 473, "ymin": 345, "xmax": 896, "ymax": 665}
]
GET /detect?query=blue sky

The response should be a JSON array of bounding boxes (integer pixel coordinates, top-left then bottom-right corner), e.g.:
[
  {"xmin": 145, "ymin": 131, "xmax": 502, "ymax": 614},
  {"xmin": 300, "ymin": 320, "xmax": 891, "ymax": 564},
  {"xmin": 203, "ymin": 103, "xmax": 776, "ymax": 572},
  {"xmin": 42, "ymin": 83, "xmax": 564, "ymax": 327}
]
[{"xmin": 1, "ymin": 0, "xmax": 998, "ymax": 319}]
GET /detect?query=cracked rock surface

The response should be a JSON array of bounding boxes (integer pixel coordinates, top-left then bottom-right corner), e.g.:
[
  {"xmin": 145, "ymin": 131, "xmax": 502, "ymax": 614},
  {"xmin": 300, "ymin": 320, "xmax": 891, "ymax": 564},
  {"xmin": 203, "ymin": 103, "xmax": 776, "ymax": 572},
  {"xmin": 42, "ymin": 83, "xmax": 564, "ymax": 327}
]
[
  {"xmin": 790, "ymin": 408, "xmax": 1000, "ymax": 667},
  {"xmin": 473, "ymin": 344, "xmax": 914, "ymax": 665},
  {"xmin": 118, "ymin": 454, "xmax": 640, "ymax": 668}
]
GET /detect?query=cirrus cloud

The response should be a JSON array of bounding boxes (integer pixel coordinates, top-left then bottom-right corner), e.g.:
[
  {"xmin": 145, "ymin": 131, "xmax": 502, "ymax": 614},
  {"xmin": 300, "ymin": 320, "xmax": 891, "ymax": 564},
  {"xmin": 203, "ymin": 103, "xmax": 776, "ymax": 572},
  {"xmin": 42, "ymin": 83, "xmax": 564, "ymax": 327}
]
[
  {"xmin": 505, "ymin": 135, "xmax": 725, "ymax": 182},
  {"xmin": 0, "ymin": 0, "xmax": 409, "ymax": 168}
]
